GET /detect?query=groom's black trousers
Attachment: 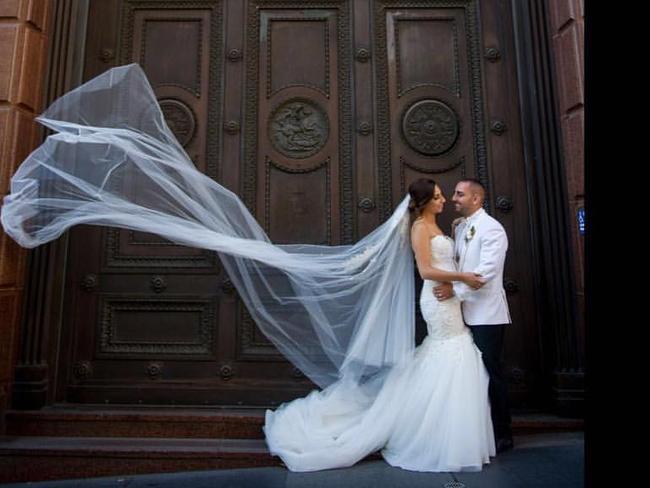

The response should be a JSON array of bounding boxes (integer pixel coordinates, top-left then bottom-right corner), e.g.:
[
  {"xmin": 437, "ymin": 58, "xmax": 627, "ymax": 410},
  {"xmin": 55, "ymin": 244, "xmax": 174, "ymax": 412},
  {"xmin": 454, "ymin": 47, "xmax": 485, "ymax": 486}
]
[{"xmin": 469, "ymin": 324, "xmax": 513, "ymax": 440}]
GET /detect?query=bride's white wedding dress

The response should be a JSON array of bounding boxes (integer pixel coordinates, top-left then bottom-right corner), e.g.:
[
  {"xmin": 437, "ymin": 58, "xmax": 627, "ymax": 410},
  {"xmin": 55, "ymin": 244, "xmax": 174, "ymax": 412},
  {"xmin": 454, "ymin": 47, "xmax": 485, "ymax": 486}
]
[{"xmin": 264, "ymin": 235, "xmax": 496, "ymax": 472}]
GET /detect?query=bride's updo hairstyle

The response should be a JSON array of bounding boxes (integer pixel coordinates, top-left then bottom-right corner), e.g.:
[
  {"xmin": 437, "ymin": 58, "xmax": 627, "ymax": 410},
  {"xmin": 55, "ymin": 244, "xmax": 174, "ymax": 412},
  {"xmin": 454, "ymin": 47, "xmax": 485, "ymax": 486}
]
[{"xmin": 408, "ymin": 178, "xmax": 437, "ymax": 226}]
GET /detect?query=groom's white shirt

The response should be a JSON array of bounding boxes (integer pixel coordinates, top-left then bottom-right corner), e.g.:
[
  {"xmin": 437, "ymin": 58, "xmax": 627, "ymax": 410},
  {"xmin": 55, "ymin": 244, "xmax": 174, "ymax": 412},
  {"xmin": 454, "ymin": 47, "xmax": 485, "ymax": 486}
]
[{"xmin": 453, "ymin": 208, "xmax": 512, "ymax": 326}]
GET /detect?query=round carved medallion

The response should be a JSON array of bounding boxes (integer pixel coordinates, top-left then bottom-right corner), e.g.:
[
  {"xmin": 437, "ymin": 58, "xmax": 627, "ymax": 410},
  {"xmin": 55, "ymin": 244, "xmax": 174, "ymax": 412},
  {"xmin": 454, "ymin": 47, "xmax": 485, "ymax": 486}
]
[
  {"xmin": 269, "ymin": 99, "xmax": 329, "ymax": 159},
  {"xmin": 159, "ymin": 99, "xmax": 196, "ymax": 147},
  {"xmin": 402, "ymin": 100, "xmax": 459, "ymax": 156}
]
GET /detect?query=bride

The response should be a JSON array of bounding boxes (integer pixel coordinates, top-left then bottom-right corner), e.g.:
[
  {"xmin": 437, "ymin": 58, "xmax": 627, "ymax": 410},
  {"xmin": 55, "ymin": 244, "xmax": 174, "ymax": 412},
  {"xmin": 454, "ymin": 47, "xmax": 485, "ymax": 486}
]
[
  {"xmin": 1, "ymin": 64, "xmax": 495, "ymax": 473},
  {"xmin": 264, "ymin": 178, "xmax": 496, "ymax": 472}
]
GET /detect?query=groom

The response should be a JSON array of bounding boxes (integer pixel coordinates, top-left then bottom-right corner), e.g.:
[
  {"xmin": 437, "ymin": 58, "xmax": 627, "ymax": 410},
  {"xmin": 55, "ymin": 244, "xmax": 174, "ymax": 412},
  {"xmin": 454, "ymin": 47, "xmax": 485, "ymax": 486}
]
[{"xmin": 434, "ymin": 178, "xmax": 514, "ymax": 454}]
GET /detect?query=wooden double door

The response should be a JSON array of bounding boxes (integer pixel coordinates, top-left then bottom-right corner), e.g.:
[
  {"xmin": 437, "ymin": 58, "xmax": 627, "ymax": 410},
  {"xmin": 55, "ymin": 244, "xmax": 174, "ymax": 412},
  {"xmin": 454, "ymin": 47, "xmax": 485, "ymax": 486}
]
[{"xmin": 55, "ymin": 0, "xmax": 540, "ymax": 408}]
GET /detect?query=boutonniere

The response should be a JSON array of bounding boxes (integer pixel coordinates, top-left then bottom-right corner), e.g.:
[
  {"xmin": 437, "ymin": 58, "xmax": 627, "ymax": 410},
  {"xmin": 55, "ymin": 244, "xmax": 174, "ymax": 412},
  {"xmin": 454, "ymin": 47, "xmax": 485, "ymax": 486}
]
[{"xmin": 465, "ymin": 225, "xmax": 476, "ymax": 243}]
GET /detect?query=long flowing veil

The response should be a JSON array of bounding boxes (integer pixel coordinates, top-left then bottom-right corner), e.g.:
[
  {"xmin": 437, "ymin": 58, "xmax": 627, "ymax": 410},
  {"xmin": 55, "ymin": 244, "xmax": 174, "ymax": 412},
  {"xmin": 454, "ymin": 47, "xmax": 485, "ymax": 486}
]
[{"xmin": 0, "ymin": 64, "xmax": 415, "ymax": 391}]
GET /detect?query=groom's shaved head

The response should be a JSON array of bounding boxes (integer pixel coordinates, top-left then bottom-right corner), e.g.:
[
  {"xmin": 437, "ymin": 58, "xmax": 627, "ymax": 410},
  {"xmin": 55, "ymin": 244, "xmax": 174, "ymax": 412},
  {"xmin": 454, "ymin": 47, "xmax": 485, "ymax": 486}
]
[{"xmin": 459, "ymin": 178, "xmax": 486, "ymax": 200}]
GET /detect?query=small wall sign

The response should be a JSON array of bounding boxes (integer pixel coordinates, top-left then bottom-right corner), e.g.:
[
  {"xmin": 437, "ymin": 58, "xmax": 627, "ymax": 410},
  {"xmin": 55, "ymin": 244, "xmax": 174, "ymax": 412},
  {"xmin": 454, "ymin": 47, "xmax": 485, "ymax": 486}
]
[{"xmin": 577, "ymin": 207, "xmax": 585, "ymax": 235}]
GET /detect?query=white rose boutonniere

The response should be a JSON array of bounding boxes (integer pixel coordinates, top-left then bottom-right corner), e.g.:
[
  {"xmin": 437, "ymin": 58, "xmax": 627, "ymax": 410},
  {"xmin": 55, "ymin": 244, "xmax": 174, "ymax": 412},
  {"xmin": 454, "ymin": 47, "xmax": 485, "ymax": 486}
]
[{"xmin": 465, "ymin": 225, "xmax": 476, "ymax": 243}]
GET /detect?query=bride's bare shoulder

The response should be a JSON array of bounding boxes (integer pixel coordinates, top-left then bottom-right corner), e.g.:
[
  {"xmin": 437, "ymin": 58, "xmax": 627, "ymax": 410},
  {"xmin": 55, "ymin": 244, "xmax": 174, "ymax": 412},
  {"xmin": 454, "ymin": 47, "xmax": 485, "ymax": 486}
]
[
  {"xmin": 410, "ymin": 219, "xmax": 430, "ymax": 241},
  {"xmin": 411, "ymin": 217, "xmax": 426, "ymax": 232}
]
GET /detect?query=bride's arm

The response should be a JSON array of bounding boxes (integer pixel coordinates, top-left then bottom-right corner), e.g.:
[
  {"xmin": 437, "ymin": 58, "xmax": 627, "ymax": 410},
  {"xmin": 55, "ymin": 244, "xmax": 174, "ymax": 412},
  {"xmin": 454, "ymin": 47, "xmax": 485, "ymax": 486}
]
[{"xmin": 411, "ymin": 223, "xmax": 482, "ymax": 286}]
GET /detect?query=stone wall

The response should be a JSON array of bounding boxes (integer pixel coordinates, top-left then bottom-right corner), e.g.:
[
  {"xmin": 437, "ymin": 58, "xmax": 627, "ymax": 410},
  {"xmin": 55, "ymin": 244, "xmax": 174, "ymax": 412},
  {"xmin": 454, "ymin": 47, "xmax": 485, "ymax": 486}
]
[{"xmin": 0, "ymin": 0, "xmax": 52, "ymax": 431}]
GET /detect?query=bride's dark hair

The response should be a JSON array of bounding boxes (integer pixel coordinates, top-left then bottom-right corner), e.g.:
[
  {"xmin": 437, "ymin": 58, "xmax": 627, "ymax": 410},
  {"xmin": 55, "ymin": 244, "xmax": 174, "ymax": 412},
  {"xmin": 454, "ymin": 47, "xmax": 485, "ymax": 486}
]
[{"xmin": 407, "ymin": 178, "xmax": 437, "ymax": 226}]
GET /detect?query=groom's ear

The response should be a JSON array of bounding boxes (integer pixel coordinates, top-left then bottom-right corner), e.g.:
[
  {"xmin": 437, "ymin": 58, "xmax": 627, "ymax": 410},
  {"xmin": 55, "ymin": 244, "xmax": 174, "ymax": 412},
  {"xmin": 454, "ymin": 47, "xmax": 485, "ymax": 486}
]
[{"xmin": 470, "ymin": 185, "xmax": 486, "ymax": 204}]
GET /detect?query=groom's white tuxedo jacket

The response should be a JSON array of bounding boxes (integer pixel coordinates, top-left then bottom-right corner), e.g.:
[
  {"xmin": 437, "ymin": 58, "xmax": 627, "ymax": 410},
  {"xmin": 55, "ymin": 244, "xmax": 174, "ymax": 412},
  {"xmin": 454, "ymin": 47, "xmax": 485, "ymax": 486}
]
[{"xmin": 453, "ymin": 208, "xmax": 512, "ymax": 326}]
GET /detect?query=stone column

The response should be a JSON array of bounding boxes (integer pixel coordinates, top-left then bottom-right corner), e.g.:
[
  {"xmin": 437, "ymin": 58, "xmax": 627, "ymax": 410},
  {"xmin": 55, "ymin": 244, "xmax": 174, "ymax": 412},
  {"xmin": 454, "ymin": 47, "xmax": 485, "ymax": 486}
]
[
  {"xmin": 0, "ymin": 0, "xmax": 52, "ymax": 432},
  {"xmin": 547, "ymin": 0, "xmax": 585, "ymax": 414}
]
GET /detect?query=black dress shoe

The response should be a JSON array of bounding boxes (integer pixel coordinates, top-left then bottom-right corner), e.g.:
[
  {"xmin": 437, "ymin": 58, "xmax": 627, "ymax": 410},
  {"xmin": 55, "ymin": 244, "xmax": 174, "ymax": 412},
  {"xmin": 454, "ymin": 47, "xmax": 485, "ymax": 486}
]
[{"xmin": 496, "ymin": 437, "xmax": 514, "ymax": 453}]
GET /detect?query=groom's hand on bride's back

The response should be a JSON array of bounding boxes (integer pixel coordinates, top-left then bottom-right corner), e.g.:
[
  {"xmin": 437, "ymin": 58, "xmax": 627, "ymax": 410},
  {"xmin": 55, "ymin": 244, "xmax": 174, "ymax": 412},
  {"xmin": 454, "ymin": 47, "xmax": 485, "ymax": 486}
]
[{"xmin": 433, "ymin": 282, "xmax": 454, "ymax": 301}]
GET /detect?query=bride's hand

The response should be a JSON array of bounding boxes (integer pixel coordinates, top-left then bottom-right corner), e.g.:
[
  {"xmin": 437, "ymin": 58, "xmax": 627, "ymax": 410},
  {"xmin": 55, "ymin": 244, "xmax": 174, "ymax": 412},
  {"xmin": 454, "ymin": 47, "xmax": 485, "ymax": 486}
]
[{"xmin": 462, "ymin": 273, "xmax": 485, "ymax": 290}]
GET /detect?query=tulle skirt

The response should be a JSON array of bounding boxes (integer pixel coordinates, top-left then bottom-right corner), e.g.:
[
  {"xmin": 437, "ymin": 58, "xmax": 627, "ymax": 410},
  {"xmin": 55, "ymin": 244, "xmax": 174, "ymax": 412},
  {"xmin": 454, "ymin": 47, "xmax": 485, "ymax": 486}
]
[{"xmin": 264, "ymin": 330, "xmax": 495, "ymax": 472}]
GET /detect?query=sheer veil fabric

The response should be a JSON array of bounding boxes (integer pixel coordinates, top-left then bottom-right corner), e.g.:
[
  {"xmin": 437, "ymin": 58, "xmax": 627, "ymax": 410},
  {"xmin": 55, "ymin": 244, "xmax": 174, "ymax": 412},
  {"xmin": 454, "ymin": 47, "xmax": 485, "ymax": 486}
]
[{"xmin": 1, "ymin": 63, "xmax": 416, "ymax": 392}]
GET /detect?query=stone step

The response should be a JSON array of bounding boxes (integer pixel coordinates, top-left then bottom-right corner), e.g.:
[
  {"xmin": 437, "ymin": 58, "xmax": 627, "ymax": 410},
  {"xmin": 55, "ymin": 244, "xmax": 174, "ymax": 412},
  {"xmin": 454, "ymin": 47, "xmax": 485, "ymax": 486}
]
[
  {"xmin": 5, "ymin": 407, "xmax": 583, "ymax": 439},
  {"xmin": 0, "ymin": 409, "xmax": 583, "ymax": 483},
  {"xmin": 0, "ymin": 436, "xmax": 281, "ymax": 483},
  {"xmin": 509, "ymin": 412, "xmax": 584, "ymax": 434},
  {"xmin": 5, "ymin": 407, "xmax": 267, "ymax": 439}
]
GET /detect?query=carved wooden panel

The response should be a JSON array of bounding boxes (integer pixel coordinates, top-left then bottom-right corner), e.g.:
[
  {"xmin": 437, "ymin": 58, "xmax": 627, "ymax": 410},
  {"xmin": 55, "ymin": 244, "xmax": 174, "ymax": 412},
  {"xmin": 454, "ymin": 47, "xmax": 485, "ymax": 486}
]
[
  {"xmin": 244, "ymin": 2, "xmax": 353, "ymax": 246},
  {"xmin": 105, "ymin": 1, "xmax": 222, "ymax": 268},
  {"xmin": 393, "ymin": 8, "xmax": 479, "ymax": 211},
  {"xmin": 396, "ymin": 17, "xmax": 460, "ymax": 97},
  {"xmin": 268, "ymin": 19, "xmax": 330, "ymax": 98},
  {"xmin": 374, "ymin": 1, "xmax": 487, "ymax": 226},
  {"xmin": 97, "ymin": 298, "xmax": 216, "ymax": 358},
  {"xmin": 266, "ymin": 158, "xmax": 331, "ymax": 244},
  {"xmin": 59, "ymin": 0, "xmax": 235, "ymax": 406},
  {"xmin": 237, "ymin": 306, "xmax": 282, "ymax": 361},
  {"xmin": 260, "ymin": 10, "xmax": 334, "ymax": 245}
]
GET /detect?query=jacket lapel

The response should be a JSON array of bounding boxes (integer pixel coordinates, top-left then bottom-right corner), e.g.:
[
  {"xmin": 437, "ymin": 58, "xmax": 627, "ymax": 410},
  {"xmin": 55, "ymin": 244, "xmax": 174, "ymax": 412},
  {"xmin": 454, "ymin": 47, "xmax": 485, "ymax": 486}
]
[
  {"xmin": 455, "ymin": 220, "xmax": 466, "ymax": 267},
  {"xmin": 458, "ymin": 210, "xmax": 484, "ymax": 270}
]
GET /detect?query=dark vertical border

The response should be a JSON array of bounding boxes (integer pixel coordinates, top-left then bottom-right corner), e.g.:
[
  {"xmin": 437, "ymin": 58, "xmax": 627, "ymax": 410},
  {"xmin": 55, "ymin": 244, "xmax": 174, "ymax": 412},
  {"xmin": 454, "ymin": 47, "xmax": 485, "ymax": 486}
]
[{"xmin": 13, "ymin": 0, "xmax": 90, "ymax": 409}]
